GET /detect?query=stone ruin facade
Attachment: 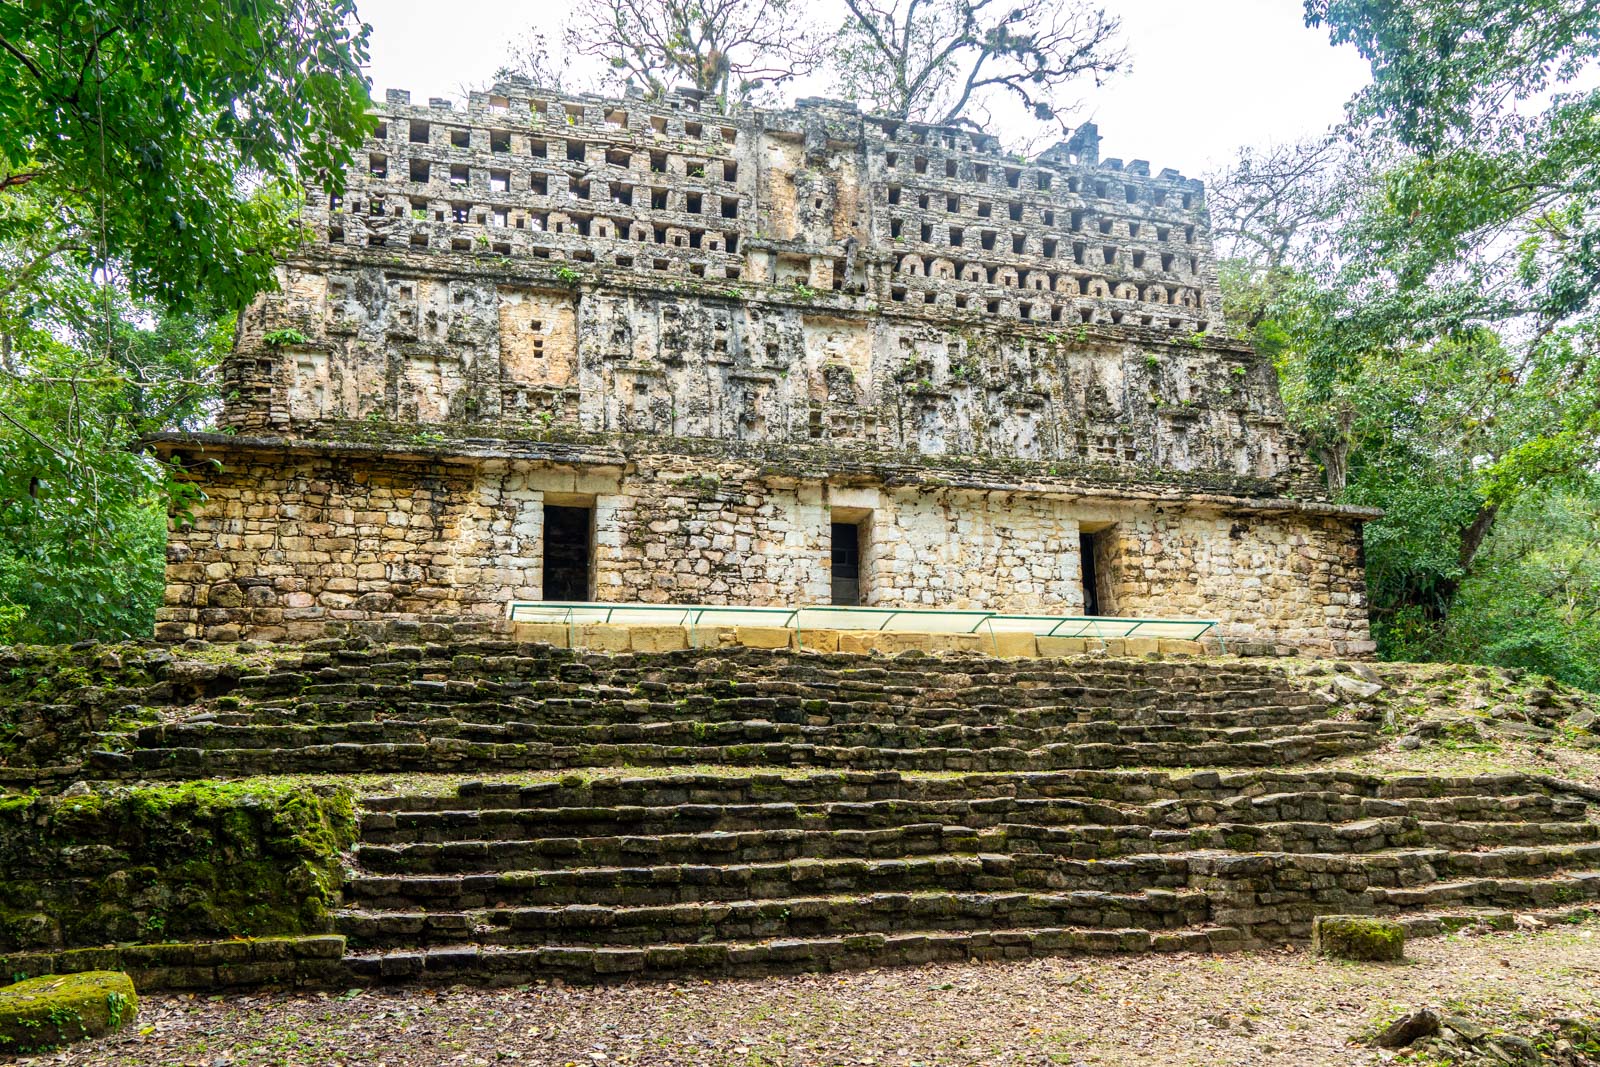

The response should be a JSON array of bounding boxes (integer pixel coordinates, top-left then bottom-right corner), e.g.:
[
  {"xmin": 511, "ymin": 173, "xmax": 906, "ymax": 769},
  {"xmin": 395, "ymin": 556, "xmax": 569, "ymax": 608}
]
[{"xmin": 149, "ymin": 79, "xmax": 1377, "ymax": 655}]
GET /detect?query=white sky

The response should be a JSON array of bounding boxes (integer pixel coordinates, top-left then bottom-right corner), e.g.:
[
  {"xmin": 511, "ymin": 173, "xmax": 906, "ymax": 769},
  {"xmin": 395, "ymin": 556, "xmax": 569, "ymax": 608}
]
[{"xmin": 357, "ymin": 0, "xmax": 1371, "ymax": 179}]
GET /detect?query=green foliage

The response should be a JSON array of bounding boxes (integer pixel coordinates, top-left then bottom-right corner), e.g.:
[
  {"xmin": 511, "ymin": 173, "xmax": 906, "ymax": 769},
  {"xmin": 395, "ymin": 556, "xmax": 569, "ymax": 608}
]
[
  {"xmin": 1210, "ymin": 3, "xmax": 1600, "ymax": 687},
  {"xmin": 1386, "ymin": 486, "xmax": 1600, "ymax": 690},
  {"xmin": 0, "ymin": 0, "xmax": 373, "ymax": 312},
  {"xmin": 0, "ymin": 298, "xmax": 232, "ymax": 643},
  {"xmin": 263, "ymin": 328, "xmax": 310, "ymax": 348},
  {"xmin": 0, "ymin": 0, "xmax": 372, "ymax": 644}
]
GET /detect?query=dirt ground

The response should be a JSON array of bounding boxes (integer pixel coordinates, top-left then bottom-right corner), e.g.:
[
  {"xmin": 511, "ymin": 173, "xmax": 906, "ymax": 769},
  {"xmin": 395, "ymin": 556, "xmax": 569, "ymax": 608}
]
[{"xmin": 31, "ymin": 919, "xmax": 1599, "ymax": 1067}]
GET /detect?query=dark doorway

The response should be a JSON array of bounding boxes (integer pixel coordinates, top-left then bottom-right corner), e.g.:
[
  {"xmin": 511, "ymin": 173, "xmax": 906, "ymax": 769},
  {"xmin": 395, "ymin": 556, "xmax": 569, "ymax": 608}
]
[
  {"xmin": 1079, "ymin": 532, "xmax": 1102, "ymax": 616},
  {"xmin": 831, "ymin": 522, "xmax": 863, "ymax": 605},
  {"xmin": 543, "ymin": 505, "xmax": 592, "ymax": 601}
]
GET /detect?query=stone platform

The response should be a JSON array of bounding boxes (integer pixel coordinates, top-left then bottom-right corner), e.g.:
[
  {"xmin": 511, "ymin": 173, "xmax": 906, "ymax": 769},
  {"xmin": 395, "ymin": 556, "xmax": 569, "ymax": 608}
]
[
  {"xmin": 0, "ymin": 634, "xmax": 1595, "ymax": 988},
  {"xmin": 509, "ymin": 619, "xmax": 1210, "ymax": 658}
]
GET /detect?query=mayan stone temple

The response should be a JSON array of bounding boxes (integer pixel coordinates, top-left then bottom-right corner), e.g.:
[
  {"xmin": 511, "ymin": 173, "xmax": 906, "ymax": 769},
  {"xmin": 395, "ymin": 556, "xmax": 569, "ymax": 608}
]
[{"xmin": 149, "ymin": 79, "xmax": 1375, "ymax": 655}]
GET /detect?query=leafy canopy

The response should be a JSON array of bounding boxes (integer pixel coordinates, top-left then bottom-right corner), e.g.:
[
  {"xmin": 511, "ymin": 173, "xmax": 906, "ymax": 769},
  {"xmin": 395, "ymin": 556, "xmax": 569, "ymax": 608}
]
[
  {"xmin": 1211, "ymin": 1, "xmax": 1600, "ymax": 685},
  {"xmin": 0, "ymin": 0, "xmax": 372, "ymax": 312},
  {"xmin": 0, "ymin": 0, "xmax": 373, "ymax": 642}
]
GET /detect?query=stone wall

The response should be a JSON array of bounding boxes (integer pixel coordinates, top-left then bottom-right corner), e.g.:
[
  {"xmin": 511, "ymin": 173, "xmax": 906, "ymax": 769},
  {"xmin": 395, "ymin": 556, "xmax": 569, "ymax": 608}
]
[
  {"xmin": 155, "ymin": 440, "xmax": 1372, "ymax": 654},
  {"xmin": 0, "ymin": 782, "xmax": 354, "ymax": 951},
  {"xmin": 149, "ymin": 79, "xmax": 1376, "ymax": 652}
]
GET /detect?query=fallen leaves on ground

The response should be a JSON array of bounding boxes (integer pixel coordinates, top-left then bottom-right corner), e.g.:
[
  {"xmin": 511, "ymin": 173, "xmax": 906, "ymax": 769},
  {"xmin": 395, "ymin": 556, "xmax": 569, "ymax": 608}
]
[{"xmin": 31, "ymin": 920, "xmax": 1600, "ymax": 1066}]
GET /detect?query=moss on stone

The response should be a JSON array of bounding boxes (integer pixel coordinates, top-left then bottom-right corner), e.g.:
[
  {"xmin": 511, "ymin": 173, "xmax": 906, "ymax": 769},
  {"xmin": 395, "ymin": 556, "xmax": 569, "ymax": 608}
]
[
  {"xmin": 0, "ymin": 970, "xmax": 137, "ymax": 1053},
  {"xmin": 0, "ymin": 780, "xmax": 355, "ymax": 952},
  {"xmin": 1312, "ymin": 915, "xmax": 1405, "ymax": 961}
]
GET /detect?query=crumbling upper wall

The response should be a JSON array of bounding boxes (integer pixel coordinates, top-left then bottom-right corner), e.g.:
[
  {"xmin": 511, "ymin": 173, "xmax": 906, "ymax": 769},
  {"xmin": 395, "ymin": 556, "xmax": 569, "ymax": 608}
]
[{"xmin": 216, "ymin": 80, "xmax": 1323, "ymax": 500}]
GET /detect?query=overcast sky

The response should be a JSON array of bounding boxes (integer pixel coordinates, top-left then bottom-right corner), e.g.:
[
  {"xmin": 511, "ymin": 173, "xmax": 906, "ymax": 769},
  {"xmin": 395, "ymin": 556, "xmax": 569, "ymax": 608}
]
[{"xmin": 357, "ymin": 0, "xmax": 1371, "ymax": 180}]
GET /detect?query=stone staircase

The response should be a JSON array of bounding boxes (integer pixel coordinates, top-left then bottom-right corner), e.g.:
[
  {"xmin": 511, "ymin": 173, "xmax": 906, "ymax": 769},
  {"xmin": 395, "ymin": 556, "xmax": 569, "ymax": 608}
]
[
  {"xmin": 93, "ymin": 644, "xmax": 1376, "ymax": 776},
  {"xmin": 336, "ymin": 766, "xmax": 1600, "ymax": 983},
  {"xmin": 62, "ymin": 640, "xmax": 1600, "ymax": 983}
]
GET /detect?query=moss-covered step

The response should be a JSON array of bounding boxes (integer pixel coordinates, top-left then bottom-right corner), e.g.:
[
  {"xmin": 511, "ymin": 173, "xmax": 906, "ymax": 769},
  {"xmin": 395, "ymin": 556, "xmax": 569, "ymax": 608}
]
[
  {"xmin": 1312, "ymin": 915, "xmax": 1405, "ymax": 961},
  {"xmin": 0, "ymin": 780, "xmax": 356, "ymax": 952},
  {"xmin": 0, "ymin": 970, "xmax": 137, "ymax": 1053}
]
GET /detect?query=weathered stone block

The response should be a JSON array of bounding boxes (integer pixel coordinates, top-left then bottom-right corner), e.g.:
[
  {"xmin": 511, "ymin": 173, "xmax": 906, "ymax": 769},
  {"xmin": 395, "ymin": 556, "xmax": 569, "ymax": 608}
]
[
  {"xmin": 628, "ymin": 626, "xmax": 690, "ymax": 652},
  {"xmin": 577, "ymin": 623, "xmax": 631, "ymax": 651},
  {"xmin": 796, "ymin": 628, "xmax": 840, "ymax": 652},
  {"xmin": 511, "ymin": 622, "xmax": 571, "ymax": 648},
  {"xmin": 0, "ymin": 972, "xmax": 137, "ymax": 1054},
  {"xmin": 735, "ymin": 626, "xmax": 793, "ymax": 650},
  {"xmin": 928, "ymin": 633, "xmax": 985, "ymax": 653},
  {"xmin": 836, "ymin": 632, "xmax": 878, "ymax": 655},
  {"xmin": 1036, "ymin": 636, "xmax": 1089, "ymax": 657},
  {"xmin": 986, "ymin": 632, "xmax": 1038, "ymax": 658},
  {"xmin": 1312, "ymin": 915, "xmax": 1404, "ymax": 961}
]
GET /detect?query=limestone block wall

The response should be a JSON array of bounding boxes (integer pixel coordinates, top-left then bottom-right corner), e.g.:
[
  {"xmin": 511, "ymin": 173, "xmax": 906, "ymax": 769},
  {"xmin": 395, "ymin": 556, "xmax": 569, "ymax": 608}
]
[
  {"xmin": 161, "ymin": 453, "xmax": 556, "ymax": 640},
  {"xmin": 157, "ymin": 443, "xmax": 1372, "ymax": 654},
  {"xmin": 1099, "ymin": 508, "xmax": 1369, "ymax": 652}
]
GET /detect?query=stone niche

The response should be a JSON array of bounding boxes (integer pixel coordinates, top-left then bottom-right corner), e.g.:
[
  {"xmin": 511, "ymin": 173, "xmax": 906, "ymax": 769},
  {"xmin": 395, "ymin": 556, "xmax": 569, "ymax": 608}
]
[{"xmin": 498, "ymin": 287, "xmax": 577, "ymax": 389}]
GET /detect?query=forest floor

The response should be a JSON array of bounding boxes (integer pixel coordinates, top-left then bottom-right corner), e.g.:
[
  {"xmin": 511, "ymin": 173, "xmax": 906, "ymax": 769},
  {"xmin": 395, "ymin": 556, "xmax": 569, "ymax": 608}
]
[{"xmin": 32, "ymin": 918, "xmax": 1600, "ymax": 1066}]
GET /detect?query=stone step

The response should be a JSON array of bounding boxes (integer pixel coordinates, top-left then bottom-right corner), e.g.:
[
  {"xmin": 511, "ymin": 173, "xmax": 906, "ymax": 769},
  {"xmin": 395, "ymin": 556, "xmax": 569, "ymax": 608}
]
[
  {"xmin": 340, "ymin": 922, "xmax": 1247, "ymax": 985},
  {"xmin": 357, "ymin": 790, "xmax": 1582, "ymax": 846},
  {"xmin": 232, "ymin": 668, "xmax": 1320, "ymax": 707},
  {"xmin": 342, "ymin": 898, "xmax": 1600, "ymax": 986},
  {"xmin": 109, "ymin": 730, "xmax": 1378, "ymax": 777},
  {"xmin": 130, "ymin": 716, "xmax": 1373, "ymax": 752},
  {"xmin": 338, "ymin": 870, "xmax": 1600, "ymax": 952},
  {"xmin": 1370, "ymin": 871, "xmax": 1600, "ymax": 912},
  {"xmin": 351, "ymin": 818, "xmax": 1600, "ymax": 876},
  {"xmin": 342, "ymin": 842, "xmax": 1600, "ymax": 911},
  {"xmin": 227, "ymin": 699, "xmax": 1330, "ymax": 730},
  {"xmin": 356, "ymin": 769, "xmax": 1560, "ymax": 814},
  {"xmin": 345, "ymin": 852, "xmax": 1045, "ymax": 909},
  {"xmin": 335, "ymin": 887, "xmax": 1215, "ymax": 948}
]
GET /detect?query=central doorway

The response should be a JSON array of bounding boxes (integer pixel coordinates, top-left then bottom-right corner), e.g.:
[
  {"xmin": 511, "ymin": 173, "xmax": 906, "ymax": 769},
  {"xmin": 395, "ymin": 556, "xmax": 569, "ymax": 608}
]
[{"xmin": 543, "ymin": 504, "xmax": 593, "ymax": 601}]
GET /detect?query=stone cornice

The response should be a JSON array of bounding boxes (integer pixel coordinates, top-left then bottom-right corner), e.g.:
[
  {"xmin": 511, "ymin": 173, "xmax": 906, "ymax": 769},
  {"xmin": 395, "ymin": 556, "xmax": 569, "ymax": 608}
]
[{"xmin": 144, "ymin": 431, "xmax": 1382, "ymax": 522}]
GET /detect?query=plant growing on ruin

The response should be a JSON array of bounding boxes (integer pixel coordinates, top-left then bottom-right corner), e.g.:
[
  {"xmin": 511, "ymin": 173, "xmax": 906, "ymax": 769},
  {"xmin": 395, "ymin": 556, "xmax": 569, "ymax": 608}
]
[
  {"xmin": 563, "ymin": 0, "xmax": 826, "ymax": 111},
  {"xmin": 831, "ymin": 0, "xmax": 1125, "ymax": 133},
  {"xmin": 263, "ymin": 329, "xmax": 309, "ymax": 348}
]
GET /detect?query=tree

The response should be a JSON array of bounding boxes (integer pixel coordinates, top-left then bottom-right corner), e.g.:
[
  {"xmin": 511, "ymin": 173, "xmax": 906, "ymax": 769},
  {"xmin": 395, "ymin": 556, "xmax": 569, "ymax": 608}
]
[
  {"xmin": 0, "ymin": 0, "xmax": 374, "ymax": 642},
  {"xmin": 1203, "ymin": 1, "xmax": 1600, "ymax": 679},
  {"xmin": 564, "ymin": 0, "xmax": 825, "ymax": 111},
  {"xmin": 831, "ymin": 0, "xmax": 1125, "ymax": 131},
  {"xmin": 0, "ymin": 295, "xmax": 228, "ymax": 643},
  {"xmin": 497, "ymin": 30, "xmax": 571, "ymax": 91},
  {"xmin": 0, "ymin": 0, "xmax": 373, "ymax": 313}
]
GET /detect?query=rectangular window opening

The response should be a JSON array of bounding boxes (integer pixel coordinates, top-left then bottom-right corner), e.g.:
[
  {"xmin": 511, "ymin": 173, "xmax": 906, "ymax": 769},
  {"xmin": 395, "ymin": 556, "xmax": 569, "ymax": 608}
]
[{"xmin": 1080, "ymin": 528, "xmax": 1115, "ymax": 617}]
